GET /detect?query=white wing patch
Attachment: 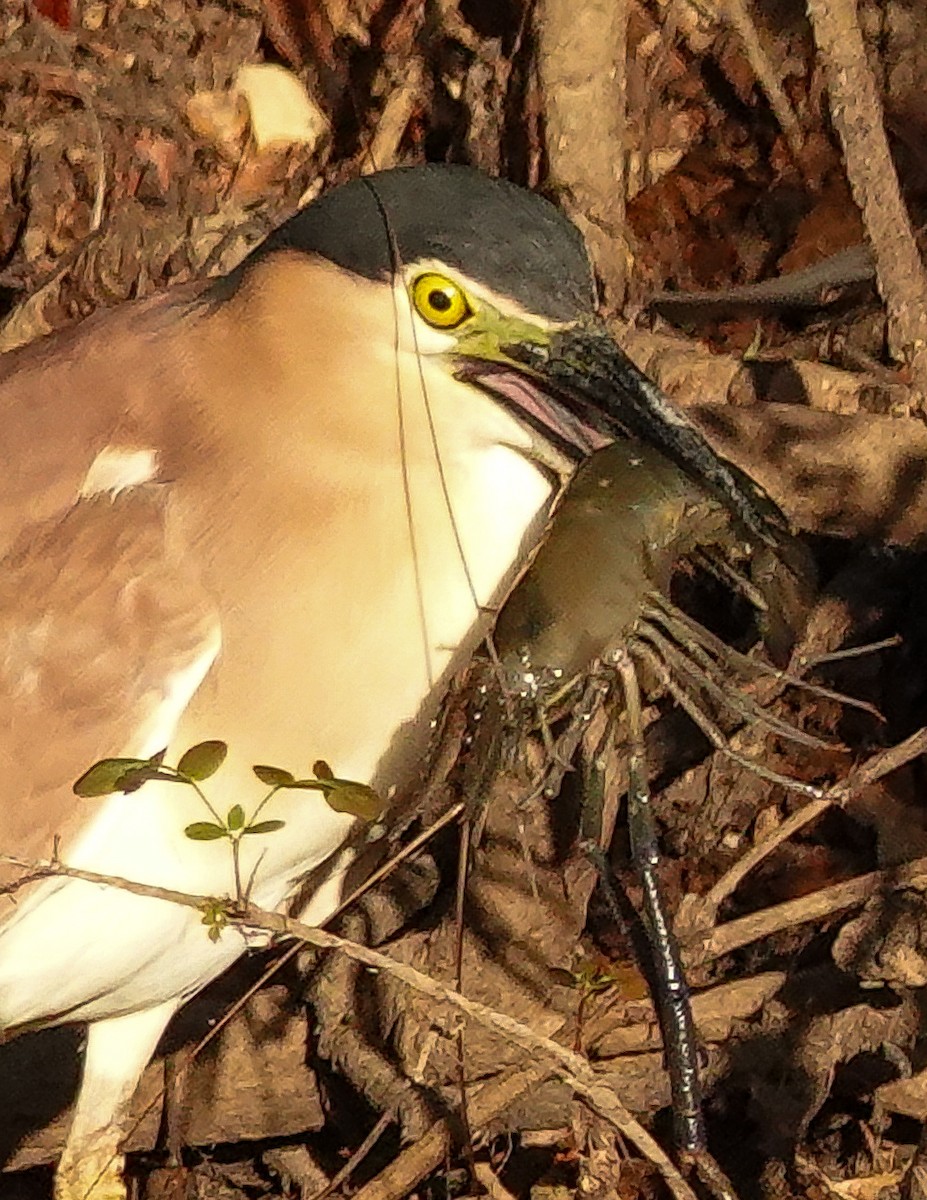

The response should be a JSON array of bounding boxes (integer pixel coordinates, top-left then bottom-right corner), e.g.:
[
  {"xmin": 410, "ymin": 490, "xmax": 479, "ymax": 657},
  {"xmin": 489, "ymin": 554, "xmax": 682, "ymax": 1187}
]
[{"xmin": 79, "ymin": 446, "xmax": 159, "ymax": 498}]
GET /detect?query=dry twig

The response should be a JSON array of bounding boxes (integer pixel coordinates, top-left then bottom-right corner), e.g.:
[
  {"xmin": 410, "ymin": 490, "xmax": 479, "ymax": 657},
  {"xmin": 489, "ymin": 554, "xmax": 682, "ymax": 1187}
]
[
  {"xmin": 689, "ymin": 851, "xmax": 927, "ymax": 965},
  {"xmin": 688, "ymin": 726, "xmax": 927, "ymax": 931},
  {"xmin": 720, "ymin": 0, "xmax": 804, "ymax": 163}
]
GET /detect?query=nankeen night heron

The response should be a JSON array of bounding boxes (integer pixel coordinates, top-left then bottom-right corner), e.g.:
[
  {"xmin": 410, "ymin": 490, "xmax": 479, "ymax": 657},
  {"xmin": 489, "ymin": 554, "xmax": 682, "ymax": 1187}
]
[{"xmin": 0, "ymin": 164, "xmax": 793, "ymax": 1199}]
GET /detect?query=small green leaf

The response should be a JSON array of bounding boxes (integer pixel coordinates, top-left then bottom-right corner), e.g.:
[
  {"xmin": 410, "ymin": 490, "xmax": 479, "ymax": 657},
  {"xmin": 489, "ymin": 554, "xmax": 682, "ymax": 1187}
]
[
  {"xmin": 323, "ymin": 782, "xmax": 385, "ymax": 823},
  {"xmin": 226, "ymin": 804, "xmax": 245, "ymax": 832},
  {"xmin": 177, "ymin": 740, "xmax": 228, "ymax": 781},
  {"xmin": 252, "ymin": 764, "xmax": 296, "ymax": 787},
  {"xmin": 184, "ymin": 821, "xmax": 229, "ymax": 841},
  {"xmin": 73, "ymin": 758, "xmax": 150, "ymax": 797},
  {"xmin": 148, "ymin": 748, "xmax": 168, "ymax": 768},
  {"xmin": 243, "ymin": 819, "xmax": 286, "ymax": 836},
  {"xmin": 201, "ymin": 898, "xmax": 229, "ymax": 942},
  {"xmin": 313, "ymin": 759, "xmax": 335, "ymax": 781}
]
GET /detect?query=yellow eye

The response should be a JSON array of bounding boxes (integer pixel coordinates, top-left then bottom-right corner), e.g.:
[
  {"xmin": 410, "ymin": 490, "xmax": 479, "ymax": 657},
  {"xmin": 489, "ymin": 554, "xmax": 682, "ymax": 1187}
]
[{"xmin": 410, "ymin": 273, "xmax": 472, "ymax": 330}]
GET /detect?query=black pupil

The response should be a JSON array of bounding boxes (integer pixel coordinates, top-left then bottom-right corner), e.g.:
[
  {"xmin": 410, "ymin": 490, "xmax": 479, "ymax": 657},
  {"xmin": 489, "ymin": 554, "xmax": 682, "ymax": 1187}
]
[{"xmin": 429, "ymin": 289, "xmax": 452, "ymax": 312}]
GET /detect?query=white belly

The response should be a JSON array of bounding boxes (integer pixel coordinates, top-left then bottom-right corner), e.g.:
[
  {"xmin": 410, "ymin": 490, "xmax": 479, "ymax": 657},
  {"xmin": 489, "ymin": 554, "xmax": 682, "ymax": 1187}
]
[{"xmin": 0, "ymin": 439, "xmax": 554, "ymax": 1028}]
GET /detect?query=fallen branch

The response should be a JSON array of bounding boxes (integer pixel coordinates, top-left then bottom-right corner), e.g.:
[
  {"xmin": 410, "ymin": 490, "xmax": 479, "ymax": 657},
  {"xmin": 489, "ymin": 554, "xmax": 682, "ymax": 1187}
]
[{"xmin": 689, "ymin": 852, "xmax": 927, "ymax": 965}]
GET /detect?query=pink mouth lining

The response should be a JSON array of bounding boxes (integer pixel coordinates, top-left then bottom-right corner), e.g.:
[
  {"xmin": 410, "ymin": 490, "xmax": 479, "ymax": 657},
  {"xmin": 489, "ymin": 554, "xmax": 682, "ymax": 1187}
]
[{"xmin": 459, "ymin": 360, "xmax": 612, "ymax": 457}]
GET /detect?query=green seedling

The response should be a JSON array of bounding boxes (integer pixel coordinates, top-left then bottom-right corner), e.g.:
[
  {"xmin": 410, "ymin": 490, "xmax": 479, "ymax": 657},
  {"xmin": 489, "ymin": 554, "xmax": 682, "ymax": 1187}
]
[{"xmin": 73, "ymin": 742, "xmax": 385, "ymax": 925}]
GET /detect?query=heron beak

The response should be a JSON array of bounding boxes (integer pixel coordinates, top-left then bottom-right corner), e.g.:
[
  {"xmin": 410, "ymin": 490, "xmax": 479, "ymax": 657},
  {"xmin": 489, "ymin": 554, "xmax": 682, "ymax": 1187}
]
[{"xmin": 458, "ymin": 322, "xmax": 791, "ymax": 556}]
